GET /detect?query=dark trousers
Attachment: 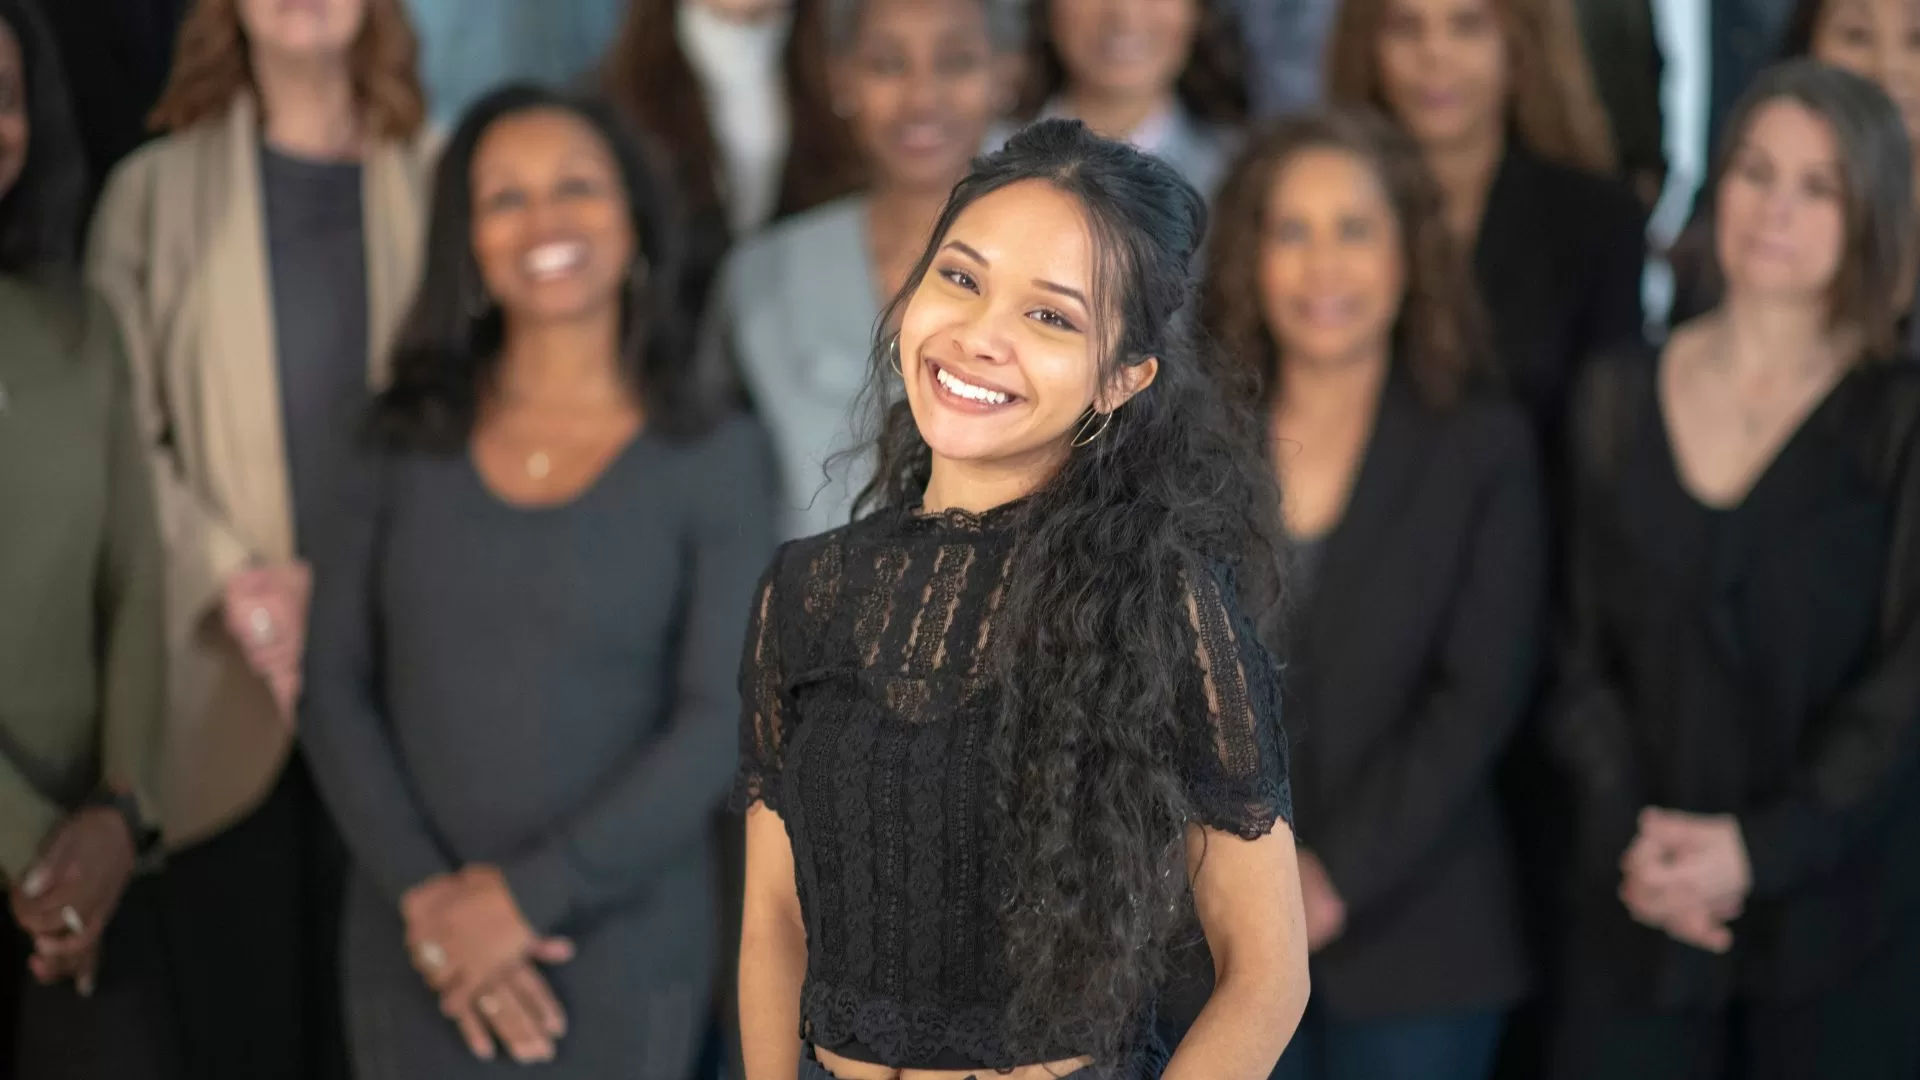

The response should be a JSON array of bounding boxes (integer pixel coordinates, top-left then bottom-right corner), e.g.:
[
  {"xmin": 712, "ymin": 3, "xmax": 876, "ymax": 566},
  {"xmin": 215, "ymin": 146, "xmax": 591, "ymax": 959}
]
[
  {"xmin": 1551, "ymin": 928, "xmax": 1920, "ymax": 1080},
  {"xmin": 1270, "ymin": 1002, "xmax": 1505, "ymax": 1080},
  {"xmin": 5, "ymin": 876, "xmax": 176, "ymax": 1080},
  {"xmin": 154, "ymin": 753, "xmax": 351, "ymax": 1080}
]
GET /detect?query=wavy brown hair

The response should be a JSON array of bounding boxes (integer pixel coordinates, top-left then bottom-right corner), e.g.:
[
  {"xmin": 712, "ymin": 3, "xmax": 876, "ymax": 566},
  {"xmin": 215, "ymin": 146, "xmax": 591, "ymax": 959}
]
[
  {"xmin": 1325, "ymin": 0, "xmax": 1615, "ymax": 174},
  {"xmin": 1015, "ymin": 0, "xmax": 1247, "ymax": 125},
  {"xmin": 1203, "ymin": 108, "xmax": 1490, "ymax": 408},
  {"xmin": 148, "ymin": 0, "xmax": 424, "ymax": 138}
]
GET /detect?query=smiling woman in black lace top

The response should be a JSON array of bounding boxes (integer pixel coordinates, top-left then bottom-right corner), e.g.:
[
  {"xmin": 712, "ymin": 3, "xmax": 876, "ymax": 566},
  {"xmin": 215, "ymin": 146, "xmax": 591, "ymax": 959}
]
[{"xmin": 734, "ymin": 119, "xmax": 1309, "ymax": 1080}]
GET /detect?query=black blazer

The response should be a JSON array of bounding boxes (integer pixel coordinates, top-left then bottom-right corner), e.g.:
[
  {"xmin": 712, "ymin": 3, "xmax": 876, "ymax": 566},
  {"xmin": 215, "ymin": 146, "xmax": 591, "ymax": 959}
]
[
  {"xmin": 1286, "ymin": 376, "xmax": 1548, "ymax": 1015},
  {"xmin": 1474, "ymin": 144, "xmax": 1648, "ymax": 465}
]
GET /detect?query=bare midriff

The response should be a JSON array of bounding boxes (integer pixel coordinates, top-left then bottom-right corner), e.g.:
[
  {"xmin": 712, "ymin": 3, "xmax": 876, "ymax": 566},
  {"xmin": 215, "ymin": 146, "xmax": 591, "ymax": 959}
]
[{"xmin": 814, "ymin": 1047, "xmax": 1097, "ymax": 1080}]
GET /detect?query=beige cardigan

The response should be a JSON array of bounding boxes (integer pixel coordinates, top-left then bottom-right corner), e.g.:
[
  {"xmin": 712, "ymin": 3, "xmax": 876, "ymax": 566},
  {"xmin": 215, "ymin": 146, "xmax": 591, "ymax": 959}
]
[{"xmin": 87, "ymin": 95, "xmax": 431, "ymax": 847}]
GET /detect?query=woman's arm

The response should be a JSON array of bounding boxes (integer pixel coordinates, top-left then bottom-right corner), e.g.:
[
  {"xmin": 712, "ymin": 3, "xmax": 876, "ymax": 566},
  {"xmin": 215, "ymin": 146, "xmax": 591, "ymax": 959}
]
[
  {"xmin": 739, "ymin": 802, "xmax": 807, "ymax": 1080},
  {"xmin": 85, "ymin": 155, "xmax": 256, "ymax": 633},
  {"xmin": 298, "ymin": 455, "xmax": 456, "ymax": 904},
  {"xmin": 1546, "ymin": 359, "xmax": 1649, "ymax": 883},
  {"xmin": 1164, "ymin": 823, "xmax": 1309, "ymax": 1080},
  {"xmin": 92, "ymin": 299, "xmax": 167, "ymax": 837},
  {"xmin": 1736, "ymin": 409, "xmax": 1920, "ymax": 895}
]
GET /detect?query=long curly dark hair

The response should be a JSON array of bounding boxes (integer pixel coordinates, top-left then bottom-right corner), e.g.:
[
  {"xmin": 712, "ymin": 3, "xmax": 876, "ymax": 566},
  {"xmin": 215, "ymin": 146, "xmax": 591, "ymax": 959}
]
[
  {"xmin": 1203, "ymin": 108, "xmax": 1490, "ymax": 409},
  {"xmin": 849, "ymin": 118, "xmax": 1285, "ymax": 1066},
  {"xmin": 0, "ymin": 0, "xmax": 85, "ymax": 274},
  {"xmin": 375, "ymin": 85, "xmax": 729, "ymax": 449}
]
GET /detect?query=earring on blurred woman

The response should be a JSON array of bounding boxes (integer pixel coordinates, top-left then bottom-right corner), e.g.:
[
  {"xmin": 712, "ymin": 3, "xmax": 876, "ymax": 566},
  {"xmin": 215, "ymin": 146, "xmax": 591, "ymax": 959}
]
[{"xmin": 889, "ymin": 334, "xmax": 903, "ymax": 376}]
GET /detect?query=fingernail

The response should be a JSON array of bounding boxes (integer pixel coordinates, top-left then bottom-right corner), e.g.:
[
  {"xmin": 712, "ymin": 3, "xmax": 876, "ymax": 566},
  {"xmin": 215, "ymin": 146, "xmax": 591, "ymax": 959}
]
[{"xmin": 21, "ymin": 867, "xmax": 48, "ymax": 897}]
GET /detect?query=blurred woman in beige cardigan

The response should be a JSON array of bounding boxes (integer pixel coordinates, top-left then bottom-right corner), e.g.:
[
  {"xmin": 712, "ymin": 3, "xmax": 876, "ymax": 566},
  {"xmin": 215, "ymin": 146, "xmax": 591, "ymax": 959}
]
[{"xmin": 85, "ymin": 0, "xmax": 431, "ymax": 1075}]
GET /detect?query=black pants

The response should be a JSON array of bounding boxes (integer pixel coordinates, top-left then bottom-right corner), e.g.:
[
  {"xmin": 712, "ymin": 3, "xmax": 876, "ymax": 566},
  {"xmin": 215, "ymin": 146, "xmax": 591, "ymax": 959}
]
[
  {"xmin": 1551, "ymin": 928, "xmax": 1920, "ymax": 1080},
  {"xmin": 5, "ymin": 875, "xmax": 176, "ymax": 1080},
  {"xmin": 153, "ymin": 753, "xmax": 351, "ymax": 1080}
]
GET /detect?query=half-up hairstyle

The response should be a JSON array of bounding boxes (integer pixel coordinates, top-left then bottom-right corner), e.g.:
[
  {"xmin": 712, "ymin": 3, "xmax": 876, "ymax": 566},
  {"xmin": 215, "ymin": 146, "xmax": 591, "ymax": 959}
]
[
  {"xmin": 1204, "ymin": 108, "xmax": 1490, "ymax": 408},
  {"xmin": 850, "ymin": 117, "xmax": 1287, "ymax": 1066}
]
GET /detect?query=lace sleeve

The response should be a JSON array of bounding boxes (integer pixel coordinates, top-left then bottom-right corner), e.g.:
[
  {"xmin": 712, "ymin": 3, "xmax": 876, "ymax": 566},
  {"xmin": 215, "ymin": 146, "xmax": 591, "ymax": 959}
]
[
  {"xmin": 732, "ymin": 555, "xmax": 790, "ymax": 814},
  {"xmin": 1181, "ymin": 561, "xmax": 1293, "ymax": 839}
]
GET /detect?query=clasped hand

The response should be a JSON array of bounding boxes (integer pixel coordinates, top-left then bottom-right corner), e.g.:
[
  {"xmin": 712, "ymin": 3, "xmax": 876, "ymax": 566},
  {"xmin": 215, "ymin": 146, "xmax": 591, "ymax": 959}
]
[
  {"xmin": 1618, "ymin": 807, "xmax": 1751, "ymax": 954},
  {"xmin": 402, "ymin": 866, "xmax": 575, "ymax": 1064},
  {"xmin": 7, "ymin": 807, "xmax": 137, "ymax": 997}
]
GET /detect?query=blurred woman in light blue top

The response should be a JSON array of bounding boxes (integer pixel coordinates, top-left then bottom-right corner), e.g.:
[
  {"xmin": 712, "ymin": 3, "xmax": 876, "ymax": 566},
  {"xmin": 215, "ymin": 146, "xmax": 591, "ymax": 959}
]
[{"xmin": 711, "ymin": 0, "xmax": 1022, "ymax": 538}]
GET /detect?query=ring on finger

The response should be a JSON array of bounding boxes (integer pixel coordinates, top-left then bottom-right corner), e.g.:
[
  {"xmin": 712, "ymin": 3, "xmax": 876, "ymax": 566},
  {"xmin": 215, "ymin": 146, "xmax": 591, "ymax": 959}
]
[
  {"xmin": 60, "ymin": 906, "xmax": 84, "ymax": 936},
  {"xmin": 415, "ymin": 941, "xmax": 447, "ymax": 971},
  {"xmin": 248, "ymin": 607, "xmax": 277, "ymax": 646},
  {"xmin": 478, "ymin": 994, "xmax": 502, "ymax": 1017}
]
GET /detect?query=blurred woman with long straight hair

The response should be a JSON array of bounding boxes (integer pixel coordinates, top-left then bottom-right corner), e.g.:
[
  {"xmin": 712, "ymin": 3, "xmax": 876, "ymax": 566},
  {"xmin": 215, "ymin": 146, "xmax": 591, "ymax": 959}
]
[
  {"xmin": 86, "ymin": 0, "xmax": 432, "ymax": 1074},
  {"xmin": 1550, "ymin": 62, "xmax": 1920, "ymax": 1080}
]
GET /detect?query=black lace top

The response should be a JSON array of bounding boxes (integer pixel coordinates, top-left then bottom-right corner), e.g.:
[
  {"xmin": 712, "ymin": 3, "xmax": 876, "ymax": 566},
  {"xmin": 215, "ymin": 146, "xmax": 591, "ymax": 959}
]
[{"xmin": 733, "ymin": 503, "xmax": 1292, "ymax": 1069}]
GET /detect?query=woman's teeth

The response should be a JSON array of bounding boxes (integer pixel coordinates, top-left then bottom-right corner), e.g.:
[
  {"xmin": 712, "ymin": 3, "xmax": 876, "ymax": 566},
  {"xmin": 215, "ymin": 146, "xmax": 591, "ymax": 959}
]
[
  {"xmin": 936, "ymin": 366, "xmax": 1011, "ymax": 405},
  {"xmin": 524, "ymin": 241, "xmax": 588, "ymax": 280}
]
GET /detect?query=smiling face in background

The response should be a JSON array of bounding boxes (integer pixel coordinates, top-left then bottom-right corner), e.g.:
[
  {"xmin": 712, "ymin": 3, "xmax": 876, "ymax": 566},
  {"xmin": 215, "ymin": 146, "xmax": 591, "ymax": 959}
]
[
  {"xmin": 238, "ymin": 0, "xmax": 366, "ymax": 64},
  {"xmin": 1375, "ymin": 0, "xmax": 1508, "ymax": 153},
  {"xmin": 1715, "ymin": 98, "xmax": 1849, "ymax": 308},
  {"xmin": 1811, "ymin": 0, "xmax": 1920, "ymax": 146},
  {"xmin": 839, "ymin": 0, "xmax": 1004, "ymax": 195},
  {"xmin": 0, "ymin": 21, "xmax": 25, "ymax": 204},
  {"xmin": 897, "ymin": 179, "xmax": 1155, "ymax": 481},
  {"xmin": 470, "ymin": 108, "xmax": 636, "ymax": 329},
  {"xmin": 1049, "ymin": 0, "xmax": 1197, "ymax": 107},
  {"xmin": 1260, "ymin": 147, "xmax": 1406, "ymax": 372}
]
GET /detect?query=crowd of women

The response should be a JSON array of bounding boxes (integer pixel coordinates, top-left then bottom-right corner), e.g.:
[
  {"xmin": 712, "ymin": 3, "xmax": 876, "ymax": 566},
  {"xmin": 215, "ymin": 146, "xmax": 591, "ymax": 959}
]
[{"xmin": 2, "ymin": 0, "xmax": 1918, "ymax": 1078}]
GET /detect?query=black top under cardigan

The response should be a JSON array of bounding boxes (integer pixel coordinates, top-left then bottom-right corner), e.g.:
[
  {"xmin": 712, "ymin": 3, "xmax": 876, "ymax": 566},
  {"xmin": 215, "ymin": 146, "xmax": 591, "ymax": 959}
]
[
  {"xmin": 1285, "ymin": 376, "xmax": 1548, "ymax": 1015},
  {"xmin": 1550, "ymin": 349, "xmax": 1920, "ymax": 1008}
]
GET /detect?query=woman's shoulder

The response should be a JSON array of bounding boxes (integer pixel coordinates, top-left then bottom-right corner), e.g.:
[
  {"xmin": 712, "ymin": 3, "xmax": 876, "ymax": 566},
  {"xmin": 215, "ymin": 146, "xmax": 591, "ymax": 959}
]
[
  {"xmin": 1845, "ymin": 359, "xmax": 1920, "ymax": 464},
  {"xmin": 669, "ymin": 409, "xmax": 775, "ymax": 471},
  {"xmin": 727, "ymin": 195, "xmax": 866, "ymax": 279},
  {"xmin": 0, "ymin": 275, "xmax": 120, "ymax": 360}
]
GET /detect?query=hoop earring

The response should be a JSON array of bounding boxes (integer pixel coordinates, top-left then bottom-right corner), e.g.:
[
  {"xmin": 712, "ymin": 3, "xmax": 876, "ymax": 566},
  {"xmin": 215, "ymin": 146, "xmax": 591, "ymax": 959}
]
[
  {"xmin": 1070, "ymin": 408, "xmax": 1112, "ymax": 448},
  {"xmin": 888, "ymin": 335, "xmax": 903, "ymax": 376}
]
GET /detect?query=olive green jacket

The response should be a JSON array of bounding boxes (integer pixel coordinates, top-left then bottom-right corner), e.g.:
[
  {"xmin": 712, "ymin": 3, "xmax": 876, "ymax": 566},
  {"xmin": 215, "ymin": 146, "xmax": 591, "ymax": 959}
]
[{"xmin": 0, "ymin": 276, "xmax": 165, "ymax": 882}]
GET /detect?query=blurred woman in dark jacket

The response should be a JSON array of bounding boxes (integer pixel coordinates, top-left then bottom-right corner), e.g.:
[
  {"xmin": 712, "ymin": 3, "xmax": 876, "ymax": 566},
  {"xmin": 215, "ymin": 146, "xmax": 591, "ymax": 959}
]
[{"xmin": 1206, "ymin": 107, "xmax": 1546, "ymax": 1080}]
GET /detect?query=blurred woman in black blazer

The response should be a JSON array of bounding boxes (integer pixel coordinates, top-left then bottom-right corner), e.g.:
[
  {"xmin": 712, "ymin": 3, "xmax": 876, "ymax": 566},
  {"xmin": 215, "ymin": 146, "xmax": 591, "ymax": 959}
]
[
  {"xmin": 1324, "ymin": 0, "xmax": 1646, "ymax": 464},
  {"xmin": 1550, "ymin": 62, "xmax": 1920, "ymax": 1080},
  {"xmin": 1205, "ymin": 107, "xmax": 1547, "ymax": 1080}
]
